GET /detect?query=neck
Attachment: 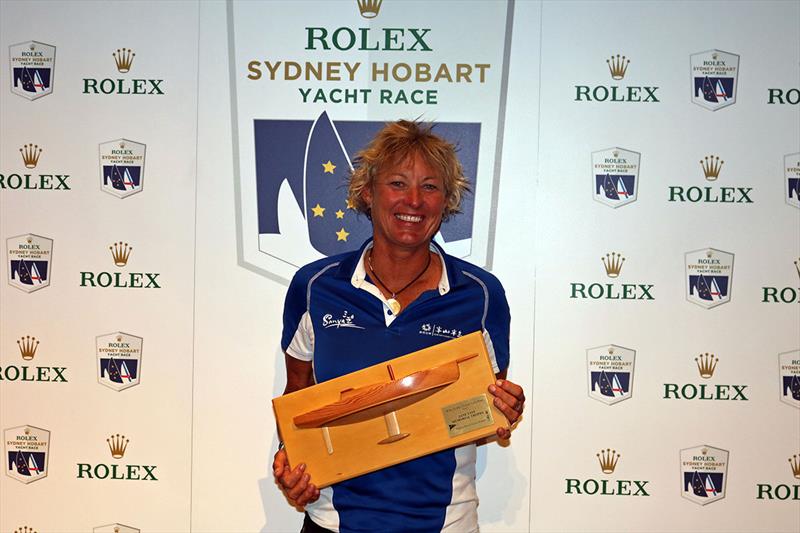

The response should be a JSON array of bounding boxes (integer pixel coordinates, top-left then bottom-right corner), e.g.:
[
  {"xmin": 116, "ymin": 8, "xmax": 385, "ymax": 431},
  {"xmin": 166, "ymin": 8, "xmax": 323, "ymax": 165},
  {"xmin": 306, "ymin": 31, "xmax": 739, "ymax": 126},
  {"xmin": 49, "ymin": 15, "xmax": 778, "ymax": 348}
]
[{"xmin": 369, "ymin": 241, "xmax": 432, "ymax": 287}]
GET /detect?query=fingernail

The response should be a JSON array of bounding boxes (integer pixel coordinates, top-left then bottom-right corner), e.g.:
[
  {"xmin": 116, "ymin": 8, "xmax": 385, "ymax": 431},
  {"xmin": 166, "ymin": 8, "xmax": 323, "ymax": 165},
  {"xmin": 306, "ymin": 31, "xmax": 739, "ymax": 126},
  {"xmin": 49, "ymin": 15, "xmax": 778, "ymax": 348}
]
[
  {"xmin": 488, "ymin": 385, "xmax": 496, "ymax": 393},
  {"xmin": 304, "ymin": 474, "xmax": 310, "ymax": 482},
  {"xmin": 496, "ymin": 379, "xmax": 503, "ymax": 386},
  {"xmin": 299, "ymin": 463, "xmax": 306, "ymax": 471},
  {"xmin": 494, "ymin": 397, "xmax": 501, "ymax": 406}
]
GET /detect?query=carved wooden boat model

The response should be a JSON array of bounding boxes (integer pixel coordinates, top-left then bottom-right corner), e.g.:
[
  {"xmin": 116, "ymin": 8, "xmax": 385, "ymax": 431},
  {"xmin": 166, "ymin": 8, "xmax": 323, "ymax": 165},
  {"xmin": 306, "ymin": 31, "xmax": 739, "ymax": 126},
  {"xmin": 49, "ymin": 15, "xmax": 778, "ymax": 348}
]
[{"xmin": 293, "ymin": 353, "xmax": 478, "ymax": 429}]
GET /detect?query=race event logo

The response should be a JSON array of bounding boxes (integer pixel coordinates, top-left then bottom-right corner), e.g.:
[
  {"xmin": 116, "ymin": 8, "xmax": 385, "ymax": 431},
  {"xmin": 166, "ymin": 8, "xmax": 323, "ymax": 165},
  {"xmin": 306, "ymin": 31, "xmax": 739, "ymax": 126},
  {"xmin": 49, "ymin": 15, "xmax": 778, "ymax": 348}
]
[
  {"xmin": 0, "ymin": 143, "xmax": 71, "ymax": 191},
  {"xmin": 761, "ymin": 258, "xmax": 800, "ymax": 304},
  {"xmin": 96, "ymin": 332, "xmax": 142, "ymax": 391},
  {"xmin": 690, "ymin": 49, "xmax": 739, "ymax": 111},
  {"xmin": 786, "ymin": 152, "xmax": 800, "ymax": 209},
  {"xmin": 681, "ymin": 445, "xmax": 729, "ymax": 505},
  {"xmin": 779, "ymin": 350, "xmax": 800, "ymax": 408},
  {"xmin": 685, "ymin": 247, "xmax": 733, "ymax": 309},
  {"xmin": 94, "ymin": 525, "xmax": 139, "ymax": 533},
  {"xmin": 7, "ymin": 234, "xmax": 52, "ymax": 293},
  {"xmin": 4, "ymin": 425, "xmax": 50, "ymax": 484},
  {"xmin": 99, "ymin": 139, "xmax": 145, "ymax": 198},
  {"xmin": 586, "ymin": 344, "xmax": 635, "ymax": 405},
  {"xmin": 9, "ymin": 41, "xmax": 55, "ymax": 100},
  {"xmin": 570, "ymin": 252, "xmax": 654, "ymax": 300},
  {"xmin": 77, "ymin": 434, "xmax": 158, "ymax": 481},
  {"xmin": 231, "ymin": 0, "xmax": 510, "ymax": 281},
  {"xmin": 756, "ymin": 454, "xmax": 800, "ymax": 501},
  {"xmin": 83, "ymin": 48, "xmax": 165, "ymax": 95},
  {"xmin": 574, "ymin": 54, "xmax": 660, "ymax": 103},
  {"xmin": 668, "ymin": 154, "xmax": 753, "ymax": 204},
  {"xmin": 592, "ymin": 147, "xmax": 640, "ymax": 208},
  {"xmin": 565, "ymin": 448, "xmax": 650, "ymax": 496},
  {"xmin": 663, "ymin": 352, "xmax": 748, "ymax": 401},
  {"xmin": 80, "ymin": 241, "xmax": 161, "ymax": 289},
  {"xmin": 1, "ymin": 335, "xmax": 68, "ymax": 384}
]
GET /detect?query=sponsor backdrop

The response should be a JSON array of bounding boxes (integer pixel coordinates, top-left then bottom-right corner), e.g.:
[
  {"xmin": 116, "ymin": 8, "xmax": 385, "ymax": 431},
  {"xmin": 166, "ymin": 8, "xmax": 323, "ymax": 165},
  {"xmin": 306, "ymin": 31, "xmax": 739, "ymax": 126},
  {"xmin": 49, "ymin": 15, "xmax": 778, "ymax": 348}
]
[{"xmin": 0, "ymin": 0, "xmax": 797, "ymax": 532}]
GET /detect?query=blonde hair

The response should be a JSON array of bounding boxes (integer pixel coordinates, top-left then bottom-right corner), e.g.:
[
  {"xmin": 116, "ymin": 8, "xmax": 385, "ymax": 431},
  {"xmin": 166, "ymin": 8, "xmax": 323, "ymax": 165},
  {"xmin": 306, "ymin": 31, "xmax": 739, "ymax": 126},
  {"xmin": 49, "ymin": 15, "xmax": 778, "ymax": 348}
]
[{"xmin": 348, "ymin": 120, "xmax": 470, "ymax": 221}]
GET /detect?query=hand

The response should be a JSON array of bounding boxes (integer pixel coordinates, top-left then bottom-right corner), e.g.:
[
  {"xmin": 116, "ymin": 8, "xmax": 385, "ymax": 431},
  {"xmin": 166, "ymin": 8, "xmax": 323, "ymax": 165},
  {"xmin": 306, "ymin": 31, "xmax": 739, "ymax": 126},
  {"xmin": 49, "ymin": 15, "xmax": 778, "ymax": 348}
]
[
  {"xmin": 273, "ymin": 448, "xmax": 320, "ymax": 507},
  {"xmin": 488, "ymin": 378, "xmax": 525, "ymax": 440}
]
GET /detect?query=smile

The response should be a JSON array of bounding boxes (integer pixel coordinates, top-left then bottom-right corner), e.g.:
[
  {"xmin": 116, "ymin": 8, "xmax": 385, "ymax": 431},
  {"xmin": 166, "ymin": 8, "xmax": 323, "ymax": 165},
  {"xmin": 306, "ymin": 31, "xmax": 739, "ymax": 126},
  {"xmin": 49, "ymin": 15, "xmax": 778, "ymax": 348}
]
[{"xmin": 395, "ymin": 214, "xmax": 423, "ymax": 223}]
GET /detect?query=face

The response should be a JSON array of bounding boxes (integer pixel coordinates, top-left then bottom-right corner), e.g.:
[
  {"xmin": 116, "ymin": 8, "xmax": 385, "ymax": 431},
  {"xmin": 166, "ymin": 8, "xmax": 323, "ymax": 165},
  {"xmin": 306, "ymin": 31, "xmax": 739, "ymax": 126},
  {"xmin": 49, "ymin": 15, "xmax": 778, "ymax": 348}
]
[{"xmin": 361, "ymin": 152, "xmax": 446, "ymax": 252}]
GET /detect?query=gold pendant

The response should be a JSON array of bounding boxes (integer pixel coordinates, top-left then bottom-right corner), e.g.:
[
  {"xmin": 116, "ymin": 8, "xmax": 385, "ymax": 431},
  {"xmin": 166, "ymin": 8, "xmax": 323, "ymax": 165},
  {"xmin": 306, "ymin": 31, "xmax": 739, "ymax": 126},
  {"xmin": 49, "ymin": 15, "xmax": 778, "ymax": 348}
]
[{"xmin": 387, "ymin": 298, "xmax": 401, "ymax": 315}]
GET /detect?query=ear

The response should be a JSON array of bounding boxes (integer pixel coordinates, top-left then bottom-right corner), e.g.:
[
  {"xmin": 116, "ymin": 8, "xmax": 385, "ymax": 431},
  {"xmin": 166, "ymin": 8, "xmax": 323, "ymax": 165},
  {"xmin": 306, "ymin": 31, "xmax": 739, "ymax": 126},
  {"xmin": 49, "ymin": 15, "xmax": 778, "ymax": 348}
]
[{"xmin": 360, "ymin": 185, "xmax": 373, "ymax": 207}]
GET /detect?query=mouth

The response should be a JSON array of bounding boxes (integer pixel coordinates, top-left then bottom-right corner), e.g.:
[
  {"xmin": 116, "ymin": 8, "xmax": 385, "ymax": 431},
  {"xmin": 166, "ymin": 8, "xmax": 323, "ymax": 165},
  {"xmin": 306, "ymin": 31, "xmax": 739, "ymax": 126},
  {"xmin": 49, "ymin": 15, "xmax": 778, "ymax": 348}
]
[{"xmin": 395, "ymin": 214, "xmax": 423, "ymax": 223}]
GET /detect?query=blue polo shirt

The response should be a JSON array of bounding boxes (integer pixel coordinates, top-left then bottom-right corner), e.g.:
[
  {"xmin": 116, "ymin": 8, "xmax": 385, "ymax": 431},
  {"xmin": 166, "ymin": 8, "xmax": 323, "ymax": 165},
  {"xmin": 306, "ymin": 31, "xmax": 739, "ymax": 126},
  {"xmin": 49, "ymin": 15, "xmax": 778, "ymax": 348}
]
[{"xmin": 281, "ymin": 239, "xmax": 510, "ymax": 533}]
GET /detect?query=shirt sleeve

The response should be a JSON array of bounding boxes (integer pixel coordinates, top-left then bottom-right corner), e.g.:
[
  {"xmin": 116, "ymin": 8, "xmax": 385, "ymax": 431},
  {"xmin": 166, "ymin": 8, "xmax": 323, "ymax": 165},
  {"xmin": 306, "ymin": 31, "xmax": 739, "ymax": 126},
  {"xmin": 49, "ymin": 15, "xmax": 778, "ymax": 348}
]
[
  {"xmin": 483, "ymin": 275, "xmax": 510, "ymax": 374},
  {"xmin": 281, "ymin": 269, "xmax": 315, "ymax": 361}
]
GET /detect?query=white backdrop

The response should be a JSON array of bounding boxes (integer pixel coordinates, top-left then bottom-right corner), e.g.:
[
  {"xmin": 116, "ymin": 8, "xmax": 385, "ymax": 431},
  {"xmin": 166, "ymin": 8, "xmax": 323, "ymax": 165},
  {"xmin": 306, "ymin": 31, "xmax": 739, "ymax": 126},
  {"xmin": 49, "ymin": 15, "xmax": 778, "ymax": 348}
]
[{"xmin": 1, "ymin": 1, "xmax": 798, "ymax": 532}]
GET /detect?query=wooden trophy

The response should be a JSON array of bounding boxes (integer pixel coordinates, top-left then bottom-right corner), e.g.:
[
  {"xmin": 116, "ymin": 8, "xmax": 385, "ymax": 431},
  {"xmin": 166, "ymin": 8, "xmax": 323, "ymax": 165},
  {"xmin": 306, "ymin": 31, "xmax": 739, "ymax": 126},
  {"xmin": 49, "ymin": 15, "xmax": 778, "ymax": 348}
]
[{"xmin": 272, "ymin": 331, "xmax": 507, "ymax": 488}]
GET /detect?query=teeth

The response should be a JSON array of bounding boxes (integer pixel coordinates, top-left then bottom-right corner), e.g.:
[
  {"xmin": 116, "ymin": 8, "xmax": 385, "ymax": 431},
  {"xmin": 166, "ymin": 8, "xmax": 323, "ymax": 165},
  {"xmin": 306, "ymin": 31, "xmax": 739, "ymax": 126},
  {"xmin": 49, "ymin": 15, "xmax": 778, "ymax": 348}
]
[{"xmin": 396, "ymin": 214, "xmax": 422, "ymax": 222}]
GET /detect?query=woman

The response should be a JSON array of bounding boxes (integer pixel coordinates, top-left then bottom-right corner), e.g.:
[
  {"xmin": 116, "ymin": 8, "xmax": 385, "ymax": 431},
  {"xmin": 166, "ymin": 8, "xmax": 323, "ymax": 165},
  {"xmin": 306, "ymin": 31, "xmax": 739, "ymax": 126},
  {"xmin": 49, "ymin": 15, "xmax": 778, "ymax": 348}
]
[{"xmin": 274, "ymin": 120, "xmax": 525, "ymax": 533}]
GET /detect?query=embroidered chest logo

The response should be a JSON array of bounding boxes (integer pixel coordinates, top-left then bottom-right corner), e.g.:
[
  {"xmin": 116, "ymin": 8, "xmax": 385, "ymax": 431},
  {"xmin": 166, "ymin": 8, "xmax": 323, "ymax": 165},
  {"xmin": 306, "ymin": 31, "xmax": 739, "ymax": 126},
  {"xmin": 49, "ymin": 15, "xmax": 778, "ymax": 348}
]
[
  {"xmin": 419, "ymin": 323, "xmax": 463, "ymax": 339},
  {"xmin": 322, "ymin": 311, "xmax": 365, "ymax": 330}
]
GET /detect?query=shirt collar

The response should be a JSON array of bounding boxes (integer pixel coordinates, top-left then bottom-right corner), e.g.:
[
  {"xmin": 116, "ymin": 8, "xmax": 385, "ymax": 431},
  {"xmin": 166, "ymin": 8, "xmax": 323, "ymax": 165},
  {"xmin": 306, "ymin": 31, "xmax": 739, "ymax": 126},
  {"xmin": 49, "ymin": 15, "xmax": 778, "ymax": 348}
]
[{"xmin": 343, "ymin": 238, "xmax": 452, "ymax": 295}]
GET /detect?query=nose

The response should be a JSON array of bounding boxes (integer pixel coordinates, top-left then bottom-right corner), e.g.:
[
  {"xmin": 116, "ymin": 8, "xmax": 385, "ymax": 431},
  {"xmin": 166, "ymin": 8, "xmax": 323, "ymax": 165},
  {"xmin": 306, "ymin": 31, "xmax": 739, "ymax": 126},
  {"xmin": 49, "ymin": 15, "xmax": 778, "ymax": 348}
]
[{"xmin": 405, "ymin": 186, "xmax": 422, "ymax": 207}]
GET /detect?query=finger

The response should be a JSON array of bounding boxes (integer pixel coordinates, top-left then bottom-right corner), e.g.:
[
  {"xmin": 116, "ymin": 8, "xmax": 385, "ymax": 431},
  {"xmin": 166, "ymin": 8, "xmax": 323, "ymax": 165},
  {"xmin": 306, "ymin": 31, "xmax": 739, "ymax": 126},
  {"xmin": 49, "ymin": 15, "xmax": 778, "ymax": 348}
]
[
  {"xmin": 296, "ymin": 482, "xmax": 320, "ymax": 506},
  {"xmin": 492, "ymin": 394, "xmax": 521, "ymax": 422},
  {"xmin": 496, "ymin": 379, "xmax": 525, "ymax": 402},
  {"xmin": 496, "ymin": 427, "xmax": 511, "ymax": 440},
  {"xmin": 273, "ymin": 449, "xmax": 288, "ymax": 477},
  {"xmin": 287, "ymin": 473, "xmax": 311, "ymax": 501},
  {"xmin": 279, "ymin": 463, "xmax": 306, "ymax": 490},
  {"xmin": 489, "ymin": 383, "xmax": 522, "ymax": 412}
]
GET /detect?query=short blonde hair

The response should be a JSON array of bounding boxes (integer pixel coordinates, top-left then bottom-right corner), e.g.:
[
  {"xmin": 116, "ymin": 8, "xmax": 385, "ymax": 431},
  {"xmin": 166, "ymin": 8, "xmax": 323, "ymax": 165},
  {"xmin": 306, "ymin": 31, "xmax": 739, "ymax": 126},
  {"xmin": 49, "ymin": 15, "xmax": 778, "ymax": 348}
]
[{"xmin": 348, "ymin": 120, "xmax": 470, "ymax": 221}]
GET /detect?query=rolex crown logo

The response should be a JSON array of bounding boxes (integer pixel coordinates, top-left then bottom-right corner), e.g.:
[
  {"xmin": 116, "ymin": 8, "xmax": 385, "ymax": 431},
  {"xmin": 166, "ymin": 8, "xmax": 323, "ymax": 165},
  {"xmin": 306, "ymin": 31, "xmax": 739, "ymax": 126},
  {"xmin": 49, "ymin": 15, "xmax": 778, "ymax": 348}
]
[
  {"xmin": 700, "ymin": 155, "xmax": 724, "ymax": 181},
  {"xmin": 109, "ymin": 242, "xmax": 132, "ymax": 267},
  {"xmin": 107, "ymin": 434, "xmax": 129, "ymax": 459},
  {"xmin": 14, "ymin": 527, "xmax": 37, "ymax": 533},
  {"xmin": 17, "ymin": 335, "xmax": 39, "ymax": 361},
  {"xmin": 606, "ymin": 54, "xmax": 629, "ymax": 80},
  {"xmin": 597, "ymin": 448, "xmax": 620, "ymax": 474},
  {"xmin": 113, "ymin": 48, "xmax": 135, "ymax": 73},
  {"xmin": 601, "ymin": 252, "xmax": 625, "ymax": 278},
  {"xmin": 789, "ymin": 455, "xmax": 800, "ymax": 479},
  {"xmin": 357, "ymin": 0, "xmax": 382, "ymax": 18},
  {"xmin": 19, "ymin": 144, "xmax": 42, "ymax": 169},
  {"xmin": 695, "ymin": 353, "xmax": 718, "ymax": 379}
]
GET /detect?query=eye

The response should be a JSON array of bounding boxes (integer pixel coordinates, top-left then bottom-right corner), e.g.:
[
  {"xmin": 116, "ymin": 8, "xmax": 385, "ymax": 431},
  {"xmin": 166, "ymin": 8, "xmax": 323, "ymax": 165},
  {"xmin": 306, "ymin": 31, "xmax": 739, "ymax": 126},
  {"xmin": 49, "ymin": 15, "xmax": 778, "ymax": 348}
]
[{"xmin": 423, "ymin": 183, "xmax": 440, "ymax": 191}]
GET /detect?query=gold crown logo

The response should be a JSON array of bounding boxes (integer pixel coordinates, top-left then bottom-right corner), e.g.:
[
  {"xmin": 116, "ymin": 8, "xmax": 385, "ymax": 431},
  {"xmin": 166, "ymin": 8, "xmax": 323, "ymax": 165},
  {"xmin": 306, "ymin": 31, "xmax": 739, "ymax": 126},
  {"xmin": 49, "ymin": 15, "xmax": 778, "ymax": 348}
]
[
  {"xmin": 357, "ymin": 0, "xmax": 382, "ymax": 18},
  {"xmin": 107, "ymin": 434, "xmax": 129, "ymax": 459},
  {"xmin": 695, "ymin": 353, "xmax": 718, "ymax": 379},
  {"xmin": 113, "ymin": 48, "xmax": 135, "ymax": 73},
  {"xmin": 19, "ymin": 144, "xmax": 42, "ymax": 169},
  {"xmin": 597, "ymin": 448, "xmax": 620, "ymax": 474},
  {"xmin": 789, "ymin": 455, "xmax": 800, "ymax": 479},
  {"xmin": 601, "ymin": 252, "xmax": 625, "ymax": 278},
  {"xmin": 606, "ymin": 54, "xmax": 629, "ymax": 80},
  {"xmin": 17, "ymin": 335, "xmax": 39, "ymax": 361},
  {"xmin": 700, "ymin": 155, "xmax": 724, "ymax": 181},
  {"xmin": 14, "ymin": 527, "xmax": 37, "ymax": 533},
  {"xmin": 109, "ymin": 242, "xmax": 132, "ymax": 267}
]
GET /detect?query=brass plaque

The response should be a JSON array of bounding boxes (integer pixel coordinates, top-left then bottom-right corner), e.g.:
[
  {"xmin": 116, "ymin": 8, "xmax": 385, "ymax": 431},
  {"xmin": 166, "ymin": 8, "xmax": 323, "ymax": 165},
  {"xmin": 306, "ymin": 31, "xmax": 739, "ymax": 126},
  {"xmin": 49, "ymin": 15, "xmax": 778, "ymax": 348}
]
[{"xmin": 442, "ymin": 394, "xmax": 494, "ymax": 437}]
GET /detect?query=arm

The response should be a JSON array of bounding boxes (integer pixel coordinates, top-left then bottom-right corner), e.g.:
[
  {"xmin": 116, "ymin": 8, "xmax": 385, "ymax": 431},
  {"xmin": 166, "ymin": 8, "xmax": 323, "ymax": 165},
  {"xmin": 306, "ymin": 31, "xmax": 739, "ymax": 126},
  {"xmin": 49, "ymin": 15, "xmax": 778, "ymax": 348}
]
[{"xmin": 273, "ymin": 354, "xmax": 320, "ymax": 507}]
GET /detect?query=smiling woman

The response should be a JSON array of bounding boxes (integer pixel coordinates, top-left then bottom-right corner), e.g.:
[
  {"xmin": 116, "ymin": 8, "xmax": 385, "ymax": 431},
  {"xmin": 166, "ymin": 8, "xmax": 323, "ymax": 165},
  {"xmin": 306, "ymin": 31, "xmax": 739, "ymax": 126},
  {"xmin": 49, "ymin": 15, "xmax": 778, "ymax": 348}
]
[{"xmin": 273, "ymin": 120, "xmax": 525, "ymax": 533}]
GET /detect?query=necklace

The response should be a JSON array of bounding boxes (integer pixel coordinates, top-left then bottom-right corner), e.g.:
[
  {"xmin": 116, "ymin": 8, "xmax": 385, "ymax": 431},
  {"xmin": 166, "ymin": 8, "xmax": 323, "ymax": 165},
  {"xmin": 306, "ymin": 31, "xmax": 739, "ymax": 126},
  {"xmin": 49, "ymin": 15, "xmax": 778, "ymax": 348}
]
[{"xmin": 367, "ymin": 249, "xmax": 432, "ymax": 315}]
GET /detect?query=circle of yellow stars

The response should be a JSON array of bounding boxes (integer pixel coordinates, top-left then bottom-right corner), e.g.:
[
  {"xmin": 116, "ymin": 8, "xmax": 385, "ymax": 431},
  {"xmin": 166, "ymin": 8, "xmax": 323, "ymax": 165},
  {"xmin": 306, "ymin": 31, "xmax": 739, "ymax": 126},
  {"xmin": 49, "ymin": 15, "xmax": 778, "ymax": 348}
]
[{"xmin": 311, "ymin": 160, "xmax": 356, "ymax": 242}]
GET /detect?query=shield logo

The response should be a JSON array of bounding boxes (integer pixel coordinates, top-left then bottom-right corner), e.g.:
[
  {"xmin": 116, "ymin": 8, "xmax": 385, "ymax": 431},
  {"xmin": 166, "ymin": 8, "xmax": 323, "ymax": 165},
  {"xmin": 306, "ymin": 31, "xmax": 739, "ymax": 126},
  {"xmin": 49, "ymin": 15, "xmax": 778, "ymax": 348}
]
[
  {"xmin": 587, "ymin": 344, "xmax": 635, "ymax": 405},
  {"xmin": 779, "ymin": 350, "xmax": 800, "ymax": 408},
  {"xmin": 785, "ymin": 153, "xmax": 800, "ymax": 209},
  {"xmin": 99, "ymin": 139, "xmax": 146, "ymax": 198},
  {"xmin": 6, "ymin": 233, "xmax": 53, "ymax": 293},
  {"xmin": 96, "ymin": 332, "xmax": 143, "ymax": 391},
  {"xmin": 680, "ymin": 445, "xmax": 729, "ymax": 505},
  {"xmin": 230, "ymin": 0, "xmax": 511, "ymax": 282},
  {"xmin": 9, "ymin": 41, "xmax": 55, "ymax": 100},
  {"xmin": 690, "ymin": 49, "xmax": 739, "ymax": 111},
  {"xmin": 94, "ymin": 524, "xmax": 140, "ymax": 533},
  {"xmin": 592, "ymin": 147, "xmax": 640, "ymax": 208},
  {"xmin": 4, "ymin": 425, "xmax": 50, "ymax": 484},
  {"xmin": 685, "ymin": 248, "xmax": 734, "ymax": 309}
]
